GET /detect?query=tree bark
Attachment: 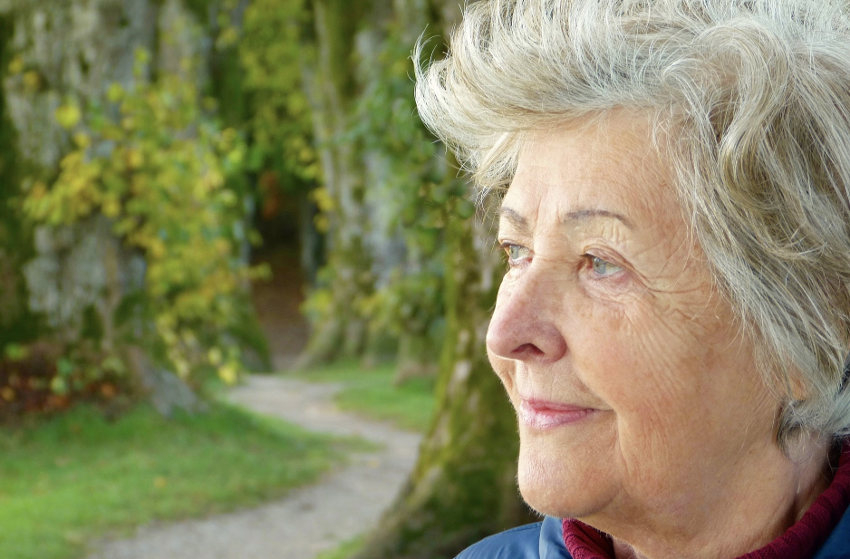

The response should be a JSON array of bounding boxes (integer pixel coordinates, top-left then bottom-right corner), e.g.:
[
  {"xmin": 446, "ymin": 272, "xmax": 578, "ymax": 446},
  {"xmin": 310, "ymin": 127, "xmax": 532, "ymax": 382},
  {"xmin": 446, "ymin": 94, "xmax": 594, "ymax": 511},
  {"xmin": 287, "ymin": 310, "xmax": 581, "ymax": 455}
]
[
  {"xmin": 298, "ymin": 0, "xmax": 375, "ymax": 366},
  {"xmin": 2, "ymin": 0, "xmax": 223, "ymax": 412},
  {"xmin": 349, "ymin": 1, "xmax": 536, "ymax": 554},
  {"xmin": 354, "ymin": 211, "xmax": 535, "ymax": 558}
]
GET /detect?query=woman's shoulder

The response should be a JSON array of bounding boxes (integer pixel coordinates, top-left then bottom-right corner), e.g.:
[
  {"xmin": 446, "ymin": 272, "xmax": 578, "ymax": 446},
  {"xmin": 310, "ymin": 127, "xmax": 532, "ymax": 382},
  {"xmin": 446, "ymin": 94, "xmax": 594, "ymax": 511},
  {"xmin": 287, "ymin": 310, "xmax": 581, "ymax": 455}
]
[
  {"xmin": 816, "ymin": 501, "xmax": 850, "ymax": 558},
  {"xmin": 454, "ymin": 516, "xmax": 572, "ymax": 559}
]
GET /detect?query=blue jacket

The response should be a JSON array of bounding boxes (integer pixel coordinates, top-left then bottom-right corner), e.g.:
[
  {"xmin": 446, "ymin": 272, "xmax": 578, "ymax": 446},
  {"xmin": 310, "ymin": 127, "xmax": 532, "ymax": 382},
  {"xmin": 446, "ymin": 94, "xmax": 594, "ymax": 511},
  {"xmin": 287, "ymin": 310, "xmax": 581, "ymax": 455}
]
[{"xmin": 455, "ymin": 508, "xmax": 850, "ymax": 558}]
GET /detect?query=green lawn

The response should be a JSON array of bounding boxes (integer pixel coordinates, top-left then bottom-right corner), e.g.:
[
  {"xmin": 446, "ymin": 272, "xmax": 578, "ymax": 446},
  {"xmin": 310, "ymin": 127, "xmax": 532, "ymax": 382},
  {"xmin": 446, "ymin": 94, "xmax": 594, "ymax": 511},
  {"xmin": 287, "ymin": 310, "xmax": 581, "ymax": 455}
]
[
  {"xmin": 0, "ymin": 402, "xmax": 351, "ymax": 559},
  {"xmin": 294, "ymin": 360, "xmax": 437, "ymax": 433},
  {"xmin": 0, "ymin": 360, "xmax": 438, "ymax": 559},
  {"xmin": 314, "ymin": 535, "xmax": 366, "ymax": 559}
]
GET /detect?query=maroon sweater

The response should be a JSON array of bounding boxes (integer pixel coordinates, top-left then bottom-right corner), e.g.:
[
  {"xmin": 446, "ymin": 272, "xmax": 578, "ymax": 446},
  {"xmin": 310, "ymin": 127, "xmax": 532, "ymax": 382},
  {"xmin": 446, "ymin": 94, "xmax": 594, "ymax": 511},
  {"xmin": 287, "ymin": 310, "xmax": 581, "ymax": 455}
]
[{"xmin": 563, "ymin": 442, "xmax": 850, "ymax": 559}]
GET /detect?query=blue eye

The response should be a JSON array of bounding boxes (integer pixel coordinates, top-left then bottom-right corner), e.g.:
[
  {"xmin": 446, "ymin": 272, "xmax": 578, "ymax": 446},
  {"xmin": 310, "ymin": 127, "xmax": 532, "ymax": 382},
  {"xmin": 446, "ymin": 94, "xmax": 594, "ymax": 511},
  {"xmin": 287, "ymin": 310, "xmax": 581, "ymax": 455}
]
[
  {"xmin": 590, "ymin": 256, "xmax": 623, "ymax": 277},
  {"xmin": 501, "ymin": 242, "xmax": 531, "ymax": 267}
]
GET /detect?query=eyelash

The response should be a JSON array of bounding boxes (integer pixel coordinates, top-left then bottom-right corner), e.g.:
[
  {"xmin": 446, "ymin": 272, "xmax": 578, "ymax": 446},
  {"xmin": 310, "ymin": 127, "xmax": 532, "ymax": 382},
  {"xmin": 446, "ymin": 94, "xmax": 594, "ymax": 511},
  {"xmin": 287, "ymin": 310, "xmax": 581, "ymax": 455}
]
[{"xmin": 500, "ymin": 242, "xmax": 531, "ymax": 268}]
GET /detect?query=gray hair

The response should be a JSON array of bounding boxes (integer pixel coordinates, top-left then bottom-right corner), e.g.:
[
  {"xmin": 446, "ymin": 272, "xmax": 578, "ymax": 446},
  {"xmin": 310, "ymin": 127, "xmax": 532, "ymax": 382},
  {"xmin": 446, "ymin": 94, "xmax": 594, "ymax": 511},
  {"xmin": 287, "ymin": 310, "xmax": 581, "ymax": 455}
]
[{"xmin": 415, "ymin": 0, "xmax": 850, "ymax": 445}]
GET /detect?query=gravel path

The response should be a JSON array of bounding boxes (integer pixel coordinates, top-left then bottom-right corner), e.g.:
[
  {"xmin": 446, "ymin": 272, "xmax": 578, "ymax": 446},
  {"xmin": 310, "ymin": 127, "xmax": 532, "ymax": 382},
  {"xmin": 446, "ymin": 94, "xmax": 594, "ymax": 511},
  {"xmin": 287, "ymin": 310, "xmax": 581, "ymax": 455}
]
[{"xmin": 85, "ymin": 375, "xmax": 422, "ymax": 559}]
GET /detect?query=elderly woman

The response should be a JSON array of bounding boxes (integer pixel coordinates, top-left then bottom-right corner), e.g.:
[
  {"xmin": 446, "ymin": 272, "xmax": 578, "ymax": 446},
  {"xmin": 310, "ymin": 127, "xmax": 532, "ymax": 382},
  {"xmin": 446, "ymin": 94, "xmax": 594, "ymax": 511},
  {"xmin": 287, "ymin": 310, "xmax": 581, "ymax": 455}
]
[{"xmin": 415, "ymin": 1, "xmax": 850, "ymax": 557}]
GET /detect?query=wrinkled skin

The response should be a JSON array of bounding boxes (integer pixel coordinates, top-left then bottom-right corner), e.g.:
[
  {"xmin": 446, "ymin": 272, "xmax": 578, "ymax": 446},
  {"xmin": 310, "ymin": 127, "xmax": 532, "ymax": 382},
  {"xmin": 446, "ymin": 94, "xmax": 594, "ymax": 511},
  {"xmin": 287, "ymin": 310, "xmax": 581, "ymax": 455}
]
[{"xmin": 486, "ymin": 112, "xmax": 828, "ymax": 558}]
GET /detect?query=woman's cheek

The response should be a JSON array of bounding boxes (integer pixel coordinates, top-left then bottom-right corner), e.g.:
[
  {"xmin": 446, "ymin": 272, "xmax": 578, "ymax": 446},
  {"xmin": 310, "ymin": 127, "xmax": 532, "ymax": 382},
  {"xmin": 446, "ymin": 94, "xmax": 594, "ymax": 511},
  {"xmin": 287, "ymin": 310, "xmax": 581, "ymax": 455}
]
[
  {"xmin": 585, "ymin": 303, "xmax": 697, "ymax": 407},
  {"xmin": 489, "ymin": 351, "xmax": 516, "ymax": 393}
]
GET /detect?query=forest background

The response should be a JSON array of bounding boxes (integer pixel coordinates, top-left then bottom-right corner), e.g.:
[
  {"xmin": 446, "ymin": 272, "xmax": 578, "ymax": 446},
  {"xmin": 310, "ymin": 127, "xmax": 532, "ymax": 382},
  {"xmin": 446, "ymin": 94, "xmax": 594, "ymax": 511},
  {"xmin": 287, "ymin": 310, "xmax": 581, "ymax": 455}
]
[{"xmin": 0, "ymin": 0, "xmax": 535, "ymax": 557}]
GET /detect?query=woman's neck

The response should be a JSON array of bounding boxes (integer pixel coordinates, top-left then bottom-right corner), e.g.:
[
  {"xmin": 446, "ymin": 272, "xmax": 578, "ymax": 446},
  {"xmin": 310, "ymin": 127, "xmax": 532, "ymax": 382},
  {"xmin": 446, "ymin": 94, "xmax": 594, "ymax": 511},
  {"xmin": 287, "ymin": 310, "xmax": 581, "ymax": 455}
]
[{"xmin": 607, "ymin": 437, "xmax": 832, "ymax": 559}]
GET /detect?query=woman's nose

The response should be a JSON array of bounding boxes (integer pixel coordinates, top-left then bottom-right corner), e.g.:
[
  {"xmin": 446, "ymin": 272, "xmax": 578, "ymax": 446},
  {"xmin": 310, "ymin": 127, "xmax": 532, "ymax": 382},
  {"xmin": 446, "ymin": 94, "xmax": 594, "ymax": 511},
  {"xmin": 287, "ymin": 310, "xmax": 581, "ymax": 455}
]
[{"xmin": 485, "ymin": 270, "xmax": 567, "ymax": 363}]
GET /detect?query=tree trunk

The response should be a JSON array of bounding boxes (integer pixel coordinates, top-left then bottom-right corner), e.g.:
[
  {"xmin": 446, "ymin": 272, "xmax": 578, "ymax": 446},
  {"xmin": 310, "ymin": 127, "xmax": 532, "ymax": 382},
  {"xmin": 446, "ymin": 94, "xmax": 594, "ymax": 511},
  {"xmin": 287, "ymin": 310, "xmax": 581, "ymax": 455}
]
[
  {"xmin": 2, "ymin": 0, "xmax": 220, "ymax": 412},
  {"xmin": 354, "ymin": 208, "xmax": 535, "ymax": 559},
  {"xmin": 298, "ymin": 0, "xmax": 375, "ymax": 366},
  {"xmin": 349, "ymin": 0, "xmax": 536, "ymax": 553}
]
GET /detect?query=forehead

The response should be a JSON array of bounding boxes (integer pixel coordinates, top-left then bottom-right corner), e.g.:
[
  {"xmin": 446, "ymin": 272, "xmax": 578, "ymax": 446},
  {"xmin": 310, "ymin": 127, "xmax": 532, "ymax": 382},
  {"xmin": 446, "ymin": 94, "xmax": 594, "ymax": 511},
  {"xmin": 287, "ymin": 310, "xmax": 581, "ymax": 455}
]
[{"xmin": 503, "ymin": 113, "xmax": 674, "ymax": 225}]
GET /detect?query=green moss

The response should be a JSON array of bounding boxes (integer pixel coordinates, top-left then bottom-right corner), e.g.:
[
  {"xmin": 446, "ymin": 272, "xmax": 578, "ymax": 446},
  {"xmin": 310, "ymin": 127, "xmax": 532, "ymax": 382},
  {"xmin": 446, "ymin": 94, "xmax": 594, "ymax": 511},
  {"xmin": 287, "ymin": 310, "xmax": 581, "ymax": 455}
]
[
  {"xmin": 182, "ymin": 0, "xmax": 212, "ymax": 26},
  {"xmin": 210, "ymin": 42, "xmax": 246, "ymax": 126}
]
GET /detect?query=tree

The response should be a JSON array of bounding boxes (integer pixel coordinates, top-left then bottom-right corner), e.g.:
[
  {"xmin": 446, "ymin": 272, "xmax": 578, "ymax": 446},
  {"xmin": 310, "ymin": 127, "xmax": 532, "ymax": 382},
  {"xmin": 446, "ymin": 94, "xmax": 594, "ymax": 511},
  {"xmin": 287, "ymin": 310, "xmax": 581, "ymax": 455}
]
[
  {"xmin": 335, "ymin": 1, "xmax": 536, "ymax": 556},
  {"xmin": 295, "ymin": 0, "xmax": 376, "ymax": 365},
  {"xmin": 1, "ymin": 0, "xmax": 265, "ymax": 415},
  {"xmin": 354, "ymin": 212, "xmax": 536, "ymax": 558},
  {"xmin": 289, "ymin": 1, "xmax": 535, "ymax": 553}
]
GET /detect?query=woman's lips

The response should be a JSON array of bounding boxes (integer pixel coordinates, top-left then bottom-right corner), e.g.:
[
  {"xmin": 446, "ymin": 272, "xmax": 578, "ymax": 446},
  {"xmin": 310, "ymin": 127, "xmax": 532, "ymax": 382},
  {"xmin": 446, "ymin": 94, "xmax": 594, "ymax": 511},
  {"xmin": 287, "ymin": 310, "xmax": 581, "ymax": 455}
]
[{"xmin": 518, "ymin": 399, "xmax": 596, "ymax": 429}]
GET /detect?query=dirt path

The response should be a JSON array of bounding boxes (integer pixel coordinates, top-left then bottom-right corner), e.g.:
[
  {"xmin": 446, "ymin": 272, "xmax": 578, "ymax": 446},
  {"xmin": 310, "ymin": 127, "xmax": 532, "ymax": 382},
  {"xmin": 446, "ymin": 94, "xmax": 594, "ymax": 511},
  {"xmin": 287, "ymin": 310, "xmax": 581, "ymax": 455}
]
[{"xmin": 85, "ymin": 375, "xmax": 422, "ymax": 559}]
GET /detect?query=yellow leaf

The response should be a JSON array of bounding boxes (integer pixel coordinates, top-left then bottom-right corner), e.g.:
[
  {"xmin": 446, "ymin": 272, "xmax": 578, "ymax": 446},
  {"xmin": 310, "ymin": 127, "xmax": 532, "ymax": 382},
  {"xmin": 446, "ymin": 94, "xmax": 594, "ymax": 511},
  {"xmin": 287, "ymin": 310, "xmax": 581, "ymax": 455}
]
[
  {"xmin": 214, "ymin": 238, "xmax": 231, "ymax": 256},
  {"xmin": 73, "ymin": 132, "xmax": 90, "ymax": 149},
  {"xmin": 314, "ymin": 214, "xmax": 329, "ymax": 233},
  {"xmin": 216, "ymin": 27, "xmax": 239, "ymax": 49},
  {"xmin": 207, "ymin": 347, "xmax": 223, "ymax": 366},
  {"xmin": 22, "ymin": 70, "xmax": 40, "ymax": 91},
  {"xmin": 50, "ymin": 376, "xmax": 68, "ymax": 395},
  {"xmin": 219, "ymin": 190, "xmax": 237, "ymax": 207},
  {"xmin": 311, "ymin": 187, "xmax": 335, "ymax": 212},
  {"xmin": 102, "ymin": 198, "xmax": 121, "ymax": 218},
  {"xmin": 134, "ymin": 48, "xmax": 150, "ymax": 66},
  {"xmin": 156, "ymin": 315, "xmax": 176, "ymax": 332},
  {"xmin": 125, "ymin": 148, "xmax": 144, "ymax": 169},
  {"xmin": 174, "ymin": 359, "xmax": 189, "ymax": 379},
  {"xmin": 218, "ymin": 363, "xmax": 238, "ymax": 386},
  {"xmin": 148, "ymin": 238, "xmax": 166, "ymax": 259},
  {"xmin": 60, "ymin": 151, "xmax": 83, "ymax": 170},
  {"xmin": 106, "ymin": 82, "xmax": 124, "ymax": 103},
  {"xmin": 7, "ymin": 56, "xmax": 23, "ymax": 75},
  {"xmin": 55, "ymin": 103, "xmax": 81, "ymax": 129}
]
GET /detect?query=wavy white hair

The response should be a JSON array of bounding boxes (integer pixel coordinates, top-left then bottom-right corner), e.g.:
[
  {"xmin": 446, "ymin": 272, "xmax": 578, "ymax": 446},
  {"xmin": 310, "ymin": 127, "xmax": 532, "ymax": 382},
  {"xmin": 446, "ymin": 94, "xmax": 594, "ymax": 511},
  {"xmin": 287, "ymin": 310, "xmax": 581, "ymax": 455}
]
[{"xmin": 415, "ymin": 0, "xmax": 850, "ymax": 446}]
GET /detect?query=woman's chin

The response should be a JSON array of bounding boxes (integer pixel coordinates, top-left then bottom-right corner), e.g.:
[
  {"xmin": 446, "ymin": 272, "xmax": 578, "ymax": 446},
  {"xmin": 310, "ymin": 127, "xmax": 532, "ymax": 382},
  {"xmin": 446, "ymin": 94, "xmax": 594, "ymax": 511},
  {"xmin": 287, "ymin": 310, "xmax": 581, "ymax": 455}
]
[{"xmin": 516, "ymin": 446, "xmax": 616, "ymax": 519}]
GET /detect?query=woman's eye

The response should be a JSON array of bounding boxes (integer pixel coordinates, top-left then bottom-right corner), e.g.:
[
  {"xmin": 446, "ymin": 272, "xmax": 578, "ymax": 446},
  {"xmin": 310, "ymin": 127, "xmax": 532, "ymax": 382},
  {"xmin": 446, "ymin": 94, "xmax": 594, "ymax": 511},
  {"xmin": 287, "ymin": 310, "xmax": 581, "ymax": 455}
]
[
  {"xmin": 589, "ymin": 255, "xmax": 623, "ymax": 277},
  {"xmin": 500, "ymin": 242, "xmax": 531, "ymax": 267}
]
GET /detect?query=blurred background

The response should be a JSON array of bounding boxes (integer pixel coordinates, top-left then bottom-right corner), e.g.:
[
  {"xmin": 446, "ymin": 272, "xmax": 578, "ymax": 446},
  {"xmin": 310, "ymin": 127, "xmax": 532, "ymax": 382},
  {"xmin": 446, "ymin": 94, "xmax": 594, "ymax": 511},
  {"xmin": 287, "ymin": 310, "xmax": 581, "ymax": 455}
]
[{"xmin": 0, "ymin": 1, "xmax": 534, "ymax": 558}]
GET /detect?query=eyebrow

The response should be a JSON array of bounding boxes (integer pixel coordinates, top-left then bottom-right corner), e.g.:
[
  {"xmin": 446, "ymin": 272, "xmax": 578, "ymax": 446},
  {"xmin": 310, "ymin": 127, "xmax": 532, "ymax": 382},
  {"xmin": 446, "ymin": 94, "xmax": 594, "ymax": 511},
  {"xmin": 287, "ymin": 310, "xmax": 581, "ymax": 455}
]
[{"xmin": 498, "ymin": 206, "xmax": 634, "ymax": 230}]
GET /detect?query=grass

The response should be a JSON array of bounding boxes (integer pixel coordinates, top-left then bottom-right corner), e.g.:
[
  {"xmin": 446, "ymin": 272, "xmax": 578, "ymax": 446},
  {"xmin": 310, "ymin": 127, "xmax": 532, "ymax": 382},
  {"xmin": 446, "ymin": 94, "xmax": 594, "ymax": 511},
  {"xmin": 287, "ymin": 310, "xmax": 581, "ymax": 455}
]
[
  {"xmin": 0, "ymin": 402, "xmax": 353, "ymax": 559},
  {"xmin": 294, "ymin": 359, "xmax": 437, "ymax": 433},
  {"xmin": 314, "ymin": 534, "xmax": 366, "ymax": 559},
  {"xmin": 0, "ymin": 360, "xmax": 438, "ymax": 559}
]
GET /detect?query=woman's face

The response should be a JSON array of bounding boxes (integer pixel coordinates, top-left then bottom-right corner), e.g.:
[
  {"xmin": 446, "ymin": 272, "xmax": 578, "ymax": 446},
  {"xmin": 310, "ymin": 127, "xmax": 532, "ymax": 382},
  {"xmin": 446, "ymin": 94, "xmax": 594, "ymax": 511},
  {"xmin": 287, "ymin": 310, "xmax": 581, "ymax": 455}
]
[{"xmin": 487, "ymin": 113, "xmax": 782, "ymax": 534}]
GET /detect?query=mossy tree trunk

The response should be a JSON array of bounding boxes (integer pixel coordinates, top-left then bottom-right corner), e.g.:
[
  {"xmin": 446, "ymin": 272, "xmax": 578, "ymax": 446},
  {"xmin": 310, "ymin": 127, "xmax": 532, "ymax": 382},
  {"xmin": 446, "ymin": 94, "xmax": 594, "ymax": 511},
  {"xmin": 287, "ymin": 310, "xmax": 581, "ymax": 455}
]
[
  {"xmin": 298, "ymin": 0, "xmax": 375, "ymax": 366},
  {"xmin": 0, "ymin": 9, "xmax": 39, "ymax": 347},
  {"xmin": 0, "ymin": 0, "xmax": 237, "ymax": 412},
  {"xmin": 344, "ymin": 1, "xmax": 534, "ymax": 553},
  {"xmin": 353, "ymin": 210, "xmax": 535, "ymax": 558},
  {"xmin": 2, "ymin": 0, "xmax": 167, "ymax": 404}
]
